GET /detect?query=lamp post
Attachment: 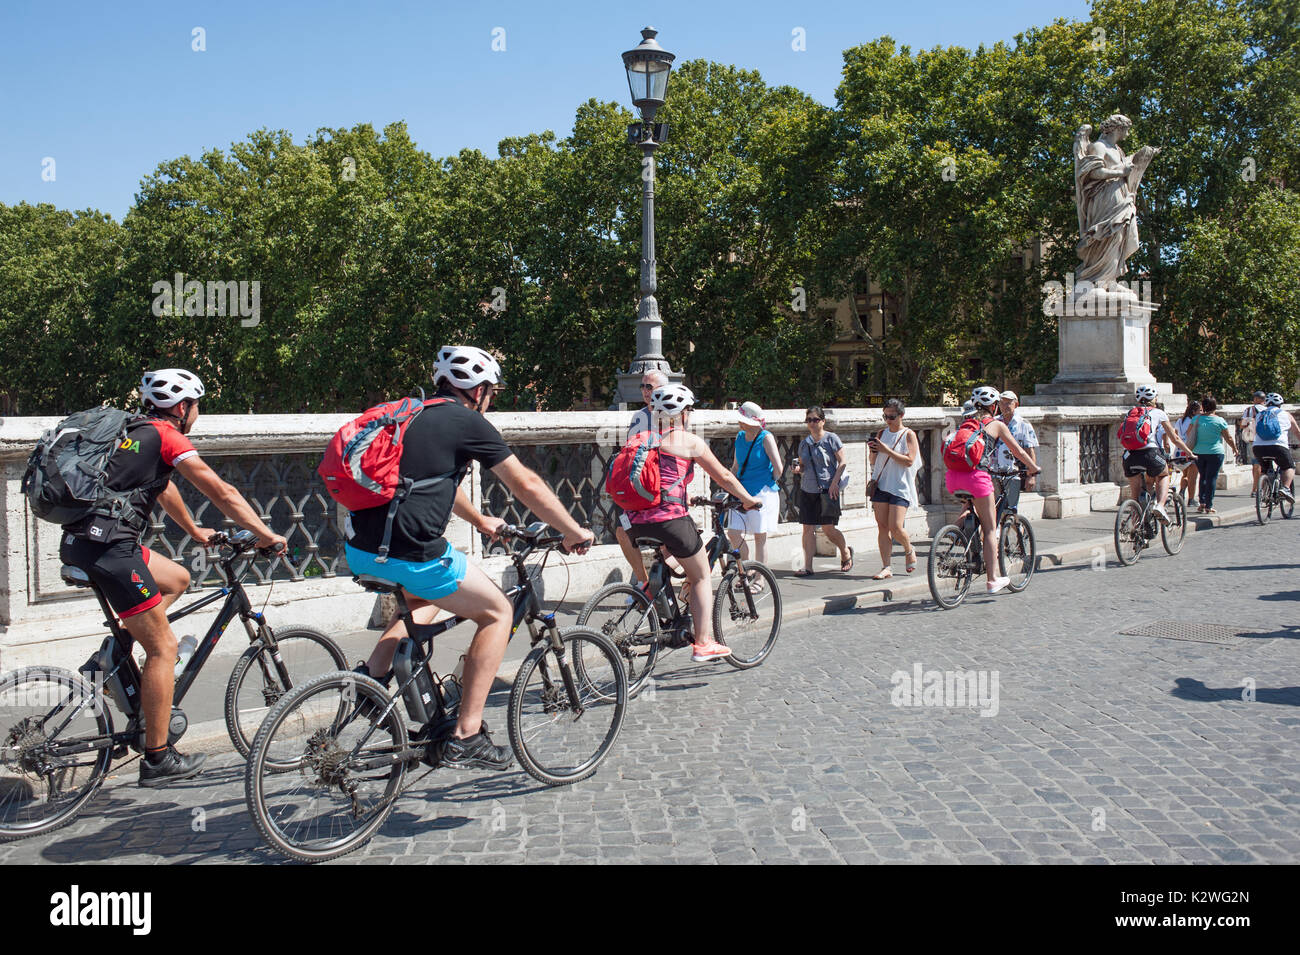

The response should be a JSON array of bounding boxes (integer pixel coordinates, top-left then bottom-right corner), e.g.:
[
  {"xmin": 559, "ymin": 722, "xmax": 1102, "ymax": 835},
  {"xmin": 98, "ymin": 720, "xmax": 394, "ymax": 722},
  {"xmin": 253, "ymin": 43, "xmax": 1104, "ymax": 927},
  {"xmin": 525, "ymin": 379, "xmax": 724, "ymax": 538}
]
[{"xmin": 615, "ymin": 26, "xmax": 682, "ymax": 406}]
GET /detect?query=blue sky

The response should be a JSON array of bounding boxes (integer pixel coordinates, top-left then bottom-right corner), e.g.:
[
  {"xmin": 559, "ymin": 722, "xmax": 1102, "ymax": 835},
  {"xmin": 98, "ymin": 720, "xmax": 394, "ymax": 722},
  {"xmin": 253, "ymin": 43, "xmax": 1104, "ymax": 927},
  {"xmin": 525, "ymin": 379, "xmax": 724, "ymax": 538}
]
[{"xmin": 1, "ymin": 0, "xmax": 1091, "ymax": 220}]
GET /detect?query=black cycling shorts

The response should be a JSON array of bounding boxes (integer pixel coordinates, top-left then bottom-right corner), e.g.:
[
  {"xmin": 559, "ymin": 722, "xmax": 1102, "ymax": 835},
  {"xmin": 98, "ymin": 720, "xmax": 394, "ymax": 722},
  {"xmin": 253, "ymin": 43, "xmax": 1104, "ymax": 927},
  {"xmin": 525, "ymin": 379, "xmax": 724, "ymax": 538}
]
[
  {"xmin": 59, "ymin": 535, "xmax": 162, "ymax": 619},
  {"xmin": 1253, "ymin": 445, "xmax": 1295, "ymax": 471},
  {"xmin": 626, "ymin": 516, "xmax": 704, "ymax": 559},
  {"xmin": 1122, "ymin": 447, "xmax": 1167, "ymax": 478}
]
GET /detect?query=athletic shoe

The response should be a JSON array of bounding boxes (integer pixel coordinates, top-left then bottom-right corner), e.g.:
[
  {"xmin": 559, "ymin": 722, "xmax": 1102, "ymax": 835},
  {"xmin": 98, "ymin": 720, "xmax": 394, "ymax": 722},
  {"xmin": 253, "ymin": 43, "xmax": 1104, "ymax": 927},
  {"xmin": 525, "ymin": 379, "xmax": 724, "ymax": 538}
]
[
  {"xmin": 439, "ymin": 726, "xmax": 514, "ymax": 771},
  {"xmin": 352, "ymin": 661, "xmax": 393, "ymax": 689},
  {"xmin": 986, "ymin": 577, "xmax": 1011, "ymax": 595},
  {"xmin": 691, "ymin": 642, "xmax": 732, "ymax": 662},
  {"xmin": 1152, "ymin": 503, "xmax": 1171, "ymax": 524},
  {"xmin": 139, "ymin": 746, "xmax": 207, "ymax": 788},
  {"xmin": 1282, "ymin": 487, "xmax": 1295, "ymax": 502}
]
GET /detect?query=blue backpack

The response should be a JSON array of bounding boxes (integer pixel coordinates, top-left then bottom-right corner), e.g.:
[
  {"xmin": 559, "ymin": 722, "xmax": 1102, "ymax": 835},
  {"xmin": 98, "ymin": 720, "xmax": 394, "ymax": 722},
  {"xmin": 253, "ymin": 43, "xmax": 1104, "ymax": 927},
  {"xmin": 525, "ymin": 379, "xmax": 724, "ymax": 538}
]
[{"xmin": 1256, "ymin": 407, "xmax": 1282, "ymax": 441}]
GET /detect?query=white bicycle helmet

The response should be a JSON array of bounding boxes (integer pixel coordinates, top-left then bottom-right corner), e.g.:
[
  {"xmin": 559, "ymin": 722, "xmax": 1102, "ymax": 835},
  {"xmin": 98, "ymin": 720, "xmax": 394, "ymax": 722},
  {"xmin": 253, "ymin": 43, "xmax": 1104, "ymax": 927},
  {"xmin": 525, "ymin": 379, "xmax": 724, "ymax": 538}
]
[
  {"xmin": 141, "ymin": 369, "xmax": 205, "ymax": 408},
  {"xmin": 1267, "ymin": 392, "xmax": 1284, "ymax": 407},
  {"xmin": 971, "ymin": 385, "xmax": 1000, "ymax": 408},
  {"xmin": 433, "ymin": 345, "xmax": 503, "ymax": 391},
  {"xmin": 1135, "ymin": 384, "xmax": 1159, "ymax": 403},
  {"xmin": 650, "ymin": 384, "xmax": 696, "ymax": 417}
]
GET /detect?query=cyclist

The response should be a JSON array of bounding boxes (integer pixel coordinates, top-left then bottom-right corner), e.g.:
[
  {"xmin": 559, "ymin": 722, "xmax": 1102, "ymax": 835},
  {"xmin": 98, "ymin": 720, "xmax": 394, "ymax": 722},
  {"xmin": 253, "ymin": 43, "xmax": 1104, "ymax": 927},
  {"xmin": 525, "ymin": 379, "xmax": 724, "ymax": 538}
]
[
  {"xmin": 945, "ymin": 386, "xmax": 1041, "ymax": 594},
  {"xmin": 626, "ymin": 384, "xmax": 760, "ymax": 662},
  {"xmin": 59, "ymin": 369, "xmax": 287, "ymax": 787},
  {"xmin": 1120, "ymin": 385, "xmax": 1193, "ymax": 524},
  {"xmin": 613, "ymin": 369, "xmax": 669, "ymax": 587},
  {"xmin": 1250, "ymin": 392, "xmax": 1298, "ymax": 503},
  {"xmin": 346, "ymin": 345, "xmax": 594, "ymax": 771}
]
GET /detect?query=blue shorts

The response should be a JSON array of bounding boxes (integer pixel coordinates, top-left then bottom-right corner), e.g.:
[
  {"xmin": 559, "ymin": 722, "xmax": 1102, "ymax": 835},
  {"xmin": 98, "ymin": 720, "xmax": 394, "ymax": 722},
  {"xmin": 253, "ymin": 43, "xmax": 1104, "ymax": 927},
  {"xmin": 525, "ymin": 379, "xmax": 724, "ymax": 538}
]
[{"xmin": 344, "ymin": 542, "xmax": 467, "ymax": 600}]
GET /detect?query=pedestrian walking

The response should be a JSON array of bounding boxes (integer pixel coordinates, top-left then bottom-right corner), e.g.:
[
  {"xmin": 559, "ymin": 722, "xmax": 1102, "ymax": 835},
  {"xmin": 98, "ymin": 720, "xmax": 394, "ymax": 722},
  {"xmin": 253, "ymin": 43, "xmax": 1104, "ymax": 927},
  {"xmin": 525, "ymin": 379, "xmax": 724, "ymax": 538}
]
[
  {"xmin": 792, "ymin": 406, "xmax": 852, "ymax": 576},
  {"xmin": 726, "ymin": 402, "xmax": 783, "ymax": 573},
  {"xmin": 868, "ymin": 398, "xmax": 920, "ymax": 579},
  {"xmin": 1187, "ymin": 395, "xmax": 1236, "ymax": 513},
  {"xmin": 1173, "ymin": 400, "xmax": 1201, "ymax": 504}
]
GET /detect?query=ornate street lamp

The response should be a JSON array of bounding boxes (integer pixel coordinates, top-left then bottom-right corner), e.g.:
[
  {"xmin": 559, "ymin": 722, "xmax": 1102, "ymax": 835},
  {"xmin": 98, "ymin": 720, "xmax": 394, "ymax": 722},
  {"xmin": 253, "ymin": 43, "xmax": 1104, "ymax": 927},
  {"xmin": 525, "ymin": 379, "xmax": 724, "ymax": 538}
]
[{"xmin": 615, "ymin": 27, "xmax": 681, "ymax": 406}]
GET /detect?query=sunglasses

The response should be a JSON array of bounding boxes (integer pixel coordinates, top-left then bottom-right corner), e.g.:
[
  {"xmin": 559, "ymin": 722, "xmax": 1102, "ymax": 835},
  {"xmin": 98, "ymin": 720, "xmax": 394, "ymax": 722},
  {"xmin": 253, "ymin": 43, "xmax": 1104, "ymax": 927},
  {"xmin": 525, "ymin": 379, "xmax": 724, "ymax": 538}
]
[
  {"xmin": 805, "ymin": 417, "xmax": 823, "ymax": 423},
  {"xmin": 883, "ymin": 414, "xmax": 898, "ymax": 421},
  {"xmin": 640, "ymin": 383, "xmax": 656, "ymax": 390}
]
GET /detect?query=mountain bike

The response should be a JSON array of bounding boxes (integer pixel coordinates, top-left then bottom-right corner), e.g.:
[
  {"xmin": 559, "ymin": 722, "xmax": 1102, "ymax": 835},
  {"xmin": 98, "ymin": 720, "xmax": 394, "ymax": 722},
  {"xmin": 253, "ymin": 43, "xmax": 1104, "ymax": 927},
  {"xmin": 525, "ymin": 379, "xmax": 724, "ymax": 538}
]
[
  {"xmin": 577, "ymin": 494, "xmax": 782, "ymax": 696},
  {"xmin": 927, "ymin": 468, "xmax": 1036, "ymax": 609},
  {"xmin": 1114, "ymin": 464, "xmax": 1186, "ymax": 565},
  {"xmin": 0, "ymin": 530, "xmax": 344, "ymax": 842},
  {"xmin": 1255, "ymin": 457, "xmax": 1294, "ymax": 525},
  {"xmin": 244, "ymin": 522, "xmax": 627, "ymax": 863}
]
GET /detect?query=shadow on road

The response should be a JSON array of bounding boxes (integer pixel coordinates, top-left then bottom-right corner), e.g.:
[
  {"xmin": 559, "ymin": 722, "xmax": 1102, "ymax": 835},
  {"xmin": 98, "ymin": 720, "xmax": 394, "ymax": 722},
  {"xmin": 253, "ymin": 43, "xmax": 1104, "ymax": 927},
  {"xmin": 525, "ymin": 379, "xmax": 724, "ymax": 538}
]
[{"xmin": 1170, "ymin": 677, "xmax": 1300, "ymax": 706}]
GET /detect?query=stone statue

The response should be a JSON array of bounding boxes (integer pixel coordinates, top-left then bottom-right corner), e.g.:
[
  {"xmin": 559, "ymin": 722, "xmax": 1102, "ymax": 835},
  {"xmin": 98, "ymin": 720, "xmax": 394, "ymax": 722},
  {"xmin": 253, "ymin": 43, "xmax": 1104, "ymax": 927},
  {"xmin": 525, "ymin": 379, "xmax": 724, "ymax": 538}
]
[{"xmin": 1071, "ymin": 115, "xmax": 1160, "ymax": 314}]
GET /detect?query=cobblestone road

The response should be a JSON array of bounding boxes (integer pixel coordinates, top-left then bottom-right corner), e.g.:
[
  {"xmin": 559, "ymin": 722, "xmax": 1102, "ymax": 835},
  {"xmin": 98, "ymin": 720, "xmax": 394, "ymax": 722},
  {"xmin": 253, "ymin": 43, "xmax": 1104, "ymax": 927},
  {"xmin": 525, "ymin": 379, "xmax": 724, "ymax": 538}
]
[{"xmin": 3, "ymin": 514, "xmax": 1297, "ymax": 864}]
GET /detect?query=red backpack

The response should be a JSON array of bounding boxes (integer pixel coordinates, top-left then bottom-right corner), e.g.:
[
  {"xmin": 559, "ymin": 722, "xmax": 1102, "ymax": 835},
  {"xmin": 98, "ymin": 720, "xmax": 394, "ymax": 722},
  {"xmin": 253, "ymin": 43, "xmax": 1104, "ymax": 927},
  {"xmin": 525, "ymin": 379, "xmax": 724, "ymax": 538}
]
[
  {"xmin": 318, "ymin": 394, "xmax": 458, "ymax": 561},
  {"xmin": 943, "ymin": 417, "xmax": 990, "ymax": 473},
  {"xmin": 1118, "ymin": 405, "xmax": 1153, "ymax": 451},
  {"xmin": 606, "ymin": 429, "xmax": 689, "ymax": 512}
]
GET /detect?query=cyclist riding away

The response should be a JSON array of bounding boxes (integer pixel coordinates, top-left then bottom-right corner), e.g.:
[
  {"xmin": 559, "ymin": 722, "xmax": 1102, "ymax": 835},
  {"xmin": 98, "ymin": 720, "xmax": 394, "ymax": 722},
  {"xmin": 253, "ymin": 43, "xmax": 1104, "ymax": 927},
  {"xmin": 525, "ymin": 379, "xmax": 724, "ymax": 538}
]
[
  {"xmin": 1251, "ymin": 392, "xmax": 1298, "ymax": 503},
  {"xmin": 345, "ymin": 345, "xmax": 595, "ymax": 771},
  {"xmin": 613, "ymin": 369, "xmax": 669, "ymax": 587},
  {"xmin": 624, "ymin": 384, "xmax": 761, "ymax": 662},
  {"xmin": 59, "ymin": 369, "xmax": 287, "ymax": 787},
  {"xmin": 1119, "ymin": 385, "xmax": 1193, "ymax": 524},
  {"xmin": 943, "ymin": 386, "xmax": 1041, "ymax": 595}
]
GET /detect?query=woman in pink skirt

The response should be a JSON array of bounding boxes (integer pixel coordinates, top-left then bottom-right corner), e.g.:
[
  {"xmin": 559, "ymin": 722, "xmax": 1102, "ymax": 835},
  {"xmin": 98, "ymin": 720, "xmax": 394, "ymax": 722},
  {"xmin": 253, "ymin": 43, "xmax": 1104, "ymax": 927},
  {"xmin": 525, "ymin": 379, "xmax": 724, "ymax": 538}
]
[{"xmin": 945, "ymin": 386, "xmax": 1041, "ymax": 594}]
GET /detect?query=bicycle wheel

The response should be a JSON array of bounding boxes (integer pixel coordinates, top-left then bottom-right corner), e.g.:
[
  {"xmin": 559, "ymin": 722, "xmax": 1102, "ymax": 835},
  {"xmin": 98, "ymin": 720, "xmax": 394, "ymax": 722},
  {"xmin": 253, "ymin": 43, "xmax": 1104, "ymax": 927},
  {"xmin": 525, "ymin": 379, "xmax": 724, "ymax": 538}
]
[
  {"xmin": 999, "ymin": 515, "xmax": 1036, "ymax": 592},
  {"xmin": 1161, "ymin": 492, "xmax": 1187, "ymax": 555},
  {"xmin": 507, "ymin": 627, "xmax": 627, "ymax": 787},
  {"xmin": 576, "ymin": 583, "xmax": 661, "ymax": 697},
  {"xmin": 714, "ymin": 562, "xmax": 782, "ymax": 669},
  {"xmin": 1282, "ymin": 488, "xmax": 1294, "ymax": 520},
  {"xmin": 245, "ymin": 671, "xmax": 408, "ymax": 863},
  {"xmin": 1114, "ymin": 500, "xmax": 1143, "ymax": 566},
  {"xmin": 928, "ymin": 524, "xmax": 973, "ymax": 609},
  {"xmin": 224, "ymin": 625, "xmax": 348, "ymax": 764},
  {"xmin": 1256, "ymin": 480, "xmax": 1271, "ymax": 525},
  {"xmin": 0, "ymin": 666, "xmax": 113, "ymax": 842}
]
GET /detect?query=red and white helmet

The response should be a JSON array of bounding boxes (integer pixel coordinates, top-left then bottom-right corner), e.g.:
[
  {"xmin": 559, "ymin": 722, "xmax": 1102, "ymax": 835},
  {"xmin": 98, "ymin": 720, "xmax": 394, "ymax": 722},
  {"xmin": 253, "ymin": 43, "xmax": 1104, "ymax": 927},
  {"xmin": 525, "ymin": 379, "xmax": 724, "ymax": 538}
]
[
  {"xmin": 141, "ymin": 369, "xmax": 205, "ymax": 408},
  {"xmin": 434, "ymin": 345, "xmax": 503, "ymax": 390}
]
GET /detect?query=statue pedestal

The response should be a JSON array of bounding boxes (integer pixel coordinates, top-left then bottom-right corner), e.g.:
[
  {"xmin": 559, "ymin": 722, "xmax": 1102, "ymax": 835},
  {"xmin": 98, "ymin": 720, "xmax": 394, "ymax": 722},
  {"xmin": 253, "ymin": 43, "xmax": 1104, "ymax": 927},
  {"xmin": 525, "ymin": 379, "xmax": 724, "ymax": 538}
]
[{"xmin": 1023, "ymin": 296, "xmax": 1184, "ymax": 408}]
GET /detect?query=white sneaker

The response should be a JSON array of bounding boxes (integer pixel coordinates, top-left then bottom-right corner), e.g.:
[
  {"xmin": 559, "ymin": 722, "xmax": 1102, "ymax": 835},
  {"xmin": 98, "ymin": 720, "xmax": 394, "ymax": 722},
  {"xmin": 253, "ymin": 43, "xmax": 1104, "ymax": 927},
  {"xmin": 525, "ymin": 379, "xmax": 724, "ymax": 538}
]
[
  {"xmin": 986, "ymin": 577, "xmax": 1011, "ymax": 595},
  {"xmin": 1152, "ymin": 503, "xmax": 1170, "ymax": 524}
]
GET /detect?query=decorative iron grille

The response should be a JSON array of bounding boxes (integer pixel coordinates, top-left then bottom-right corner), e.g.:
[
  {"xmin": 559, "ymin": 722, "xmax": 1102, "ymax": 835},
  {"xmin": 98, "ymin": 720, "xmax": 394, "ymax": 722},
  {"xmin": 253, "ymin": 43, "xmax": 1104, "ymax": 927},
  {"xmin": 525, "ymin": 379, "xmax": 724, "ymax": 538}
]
[
  {"xmin": 144, "ymin": 452, "xmax": 345, "ymax": 589},
  {"xmin": 480, "ymin": 442, "xmax": 618, "ymax": 545},
  {"xmin": 1080, "ymin": 424, "xmax": 1110, "ymax": 483},
  {"xmin": 916, "ymin": 429, "xmax": 934, "ymax": 505}
]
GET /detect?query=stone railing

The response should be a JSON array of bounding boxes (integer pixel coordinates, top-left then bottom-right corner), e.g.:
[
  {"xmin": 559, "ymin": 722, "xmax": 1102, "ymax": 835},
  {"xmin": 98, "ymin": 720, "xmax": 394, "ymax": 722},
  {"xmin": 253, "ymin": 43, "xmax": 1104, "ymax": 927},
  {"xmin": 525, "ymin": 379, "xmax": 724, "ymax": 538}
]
[{"xmin": 0, "ymin": 403, "xmax": 1267, "ymax": 668}]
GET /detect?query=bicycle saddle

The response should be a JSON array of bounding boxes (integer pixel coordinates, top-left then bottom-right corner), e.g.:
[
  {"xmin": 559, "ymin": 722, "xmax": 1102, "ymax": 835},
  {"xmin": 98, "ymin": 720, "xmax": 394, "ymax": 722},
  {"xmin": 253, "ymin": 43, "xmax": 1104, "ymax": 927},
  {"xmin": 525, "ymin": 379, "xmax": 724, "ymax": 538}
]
[
  {"xmin": 60, "ymin": 565, "xmax": 92, "ymax": 587},
  {"xmin": 354, "ymin": 575, "xmax": 401, "ymax": 594}
]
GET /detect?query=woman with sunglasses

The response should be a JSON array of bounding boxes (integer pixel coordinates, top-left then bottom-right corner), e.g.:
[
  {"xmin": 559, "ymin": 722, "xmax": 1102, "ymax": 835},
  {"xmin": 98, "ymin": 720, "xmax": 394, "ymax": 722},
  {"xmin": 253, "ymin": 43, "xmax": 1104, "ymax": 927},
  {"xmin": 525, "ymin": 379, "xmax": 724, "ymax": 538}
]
[
  {"xmin": 792, "ymin": 406, "xmax": 853, "ymax": 576},
  {"xmin": 868, "ymin": 398, "xmax": 919, "ymax": 578}
]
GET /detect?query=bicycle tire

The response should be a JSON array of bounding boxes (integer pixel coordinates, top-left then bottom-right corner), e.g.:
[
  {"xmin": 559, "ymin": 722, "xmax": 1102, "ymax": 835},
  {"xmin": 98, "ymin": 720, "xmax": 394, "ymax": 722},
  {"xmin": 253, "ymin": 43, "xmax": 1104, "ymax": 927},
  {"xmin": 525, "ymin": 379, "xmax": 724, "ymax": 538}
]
[
  {"xmin": 0, "ymin": 666, "xmax": 113, "ymax": 842},
  {"xmin": 1256, "ymin": 480, "xmax": 1271, "ymax": 525},
  {"xmin": 1161, "ymin": 492, "xmax": 1187, "ymax": 555},
  {"xmin": 1282, "ymin": 491, "xmax": 1294, "ymax": 520},
  {"xmin": 928, "ymin": 524, "xmax": 972, "ymax": 609},
  {"xmin": 507, "ymin": 627, "xmax": 627, "ymax": 787},
  {"xmin": 1114, "ymin": 500, "xmax": 1143, "ymax": 565},
  {"xmin": 224, "ymin": 625, "xmax": 348, "ymax": 764},
  {"xmin": 999, "ymin": 515, "xmax": 1036, "ymax": 592},
  {"xmin": 576, "ymin": 583, "xmax": 661, "ymax": 697},
  {"xmin": 245, "ymin": 671, "xmax": 408, "ymax": 863},
  {"xmin": 714, "ymin": 562, "xmax": 782, "ymax": 669}
]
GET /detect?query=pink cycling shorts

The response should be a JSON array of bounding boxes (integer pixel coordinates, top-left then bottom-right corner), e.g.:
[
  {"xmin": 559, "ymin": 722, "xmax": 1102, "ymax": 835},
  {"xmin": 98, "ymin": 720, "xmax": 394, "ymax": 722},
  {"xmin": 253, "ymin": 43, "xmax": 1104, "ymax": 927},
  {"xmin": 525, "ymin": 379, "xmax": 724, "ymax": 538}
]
[{"xmin": 945, "ymin": 468, "xmax": 994, "ymax": 499}]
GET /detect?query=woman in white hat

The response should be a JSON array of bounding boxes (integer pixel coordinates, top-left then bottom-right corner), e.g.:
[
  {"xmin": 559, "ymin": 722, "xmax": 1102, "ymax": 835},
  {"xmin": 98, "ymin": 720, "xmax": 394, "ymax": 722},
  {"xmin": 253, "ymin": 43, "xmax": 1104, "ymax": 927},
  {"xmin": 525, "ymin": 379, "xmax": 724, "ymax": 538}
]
[{"xmin": 727, "ymin": 402, "xmax": 784, "ymax": 582}]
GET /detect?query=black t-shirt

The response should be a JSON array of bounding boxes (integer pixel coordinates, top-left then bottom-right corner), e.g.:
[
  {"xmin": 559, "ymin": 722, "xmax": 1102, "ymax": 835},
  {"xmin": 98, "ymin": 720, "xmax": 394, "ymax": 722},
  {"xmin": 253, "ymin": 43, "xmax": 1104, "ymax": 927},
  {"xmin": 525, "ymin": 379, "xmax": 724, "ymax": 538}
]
[
  {"xmin": 63, "ymin": 415, "xmax": 198, "ymax": 544},
  {"xmin": 345, "ymin": 395, "xmax": 513, "ymax": 562}
]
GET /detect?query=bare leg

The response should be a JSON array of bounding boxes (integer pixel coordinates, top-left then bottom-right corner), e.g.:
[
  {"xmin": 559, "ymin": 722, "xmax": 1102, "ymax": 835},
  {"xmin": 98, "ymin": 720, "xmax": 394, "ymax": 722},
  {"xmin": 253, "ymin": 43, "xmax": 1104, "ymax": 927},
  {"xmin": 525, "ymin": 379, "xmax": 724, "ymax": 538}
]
[
  {"xmin": 752, "ymin": 532, "xmax": 768, "ymax": 565},
  {"xmin": 822, "ymin": 524, "xmax": 848, "ymax": 563},
  {"xmin": 890, "ymin": 503, "xmax": 913, "ymax": 561},
  {"xmin": 801, "ymin": 525, "xmax": 815, "ymax": 572},
  {"xmin": 873, "ymin": 500, "xmax": 892, "ymax": 572},
  {"xmin": 616, "ymin": 524, "xmax": 648, "ymax": 585},
  {"xmin": 972, "ymin": 494, "xmax": 1000, "ymax": 585},
  {"xmin": 122, "ymin": 607, "xmax": 178, "ymax": 751},
  {"xmin": 145, "ymin": 551, "xmax": 190, "ymax": 613},
  {"xmin": 727, "ymin": 529, "xmax": 749, "ymax": 561},
  {"xmin": 677, "ymin": 547, "xmax": 716, "ymax": 646}
]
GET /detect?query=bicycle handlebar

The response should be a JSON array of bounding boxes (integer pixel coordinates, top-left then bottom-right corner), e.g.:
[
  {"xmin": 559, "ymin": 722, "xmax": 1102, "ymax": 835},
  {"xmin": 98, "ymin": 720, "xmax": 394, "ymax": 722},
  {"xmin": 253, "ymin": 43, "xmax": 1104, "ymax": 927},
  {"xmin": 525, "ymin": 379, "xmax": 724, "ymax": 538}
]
[
  {"xmin": 690, "ymin": 495, "xmax": 759, "ymax": 510},
  {"xmin": 203, "ymin": 530, "xmax": 282, "ymax": 559}
]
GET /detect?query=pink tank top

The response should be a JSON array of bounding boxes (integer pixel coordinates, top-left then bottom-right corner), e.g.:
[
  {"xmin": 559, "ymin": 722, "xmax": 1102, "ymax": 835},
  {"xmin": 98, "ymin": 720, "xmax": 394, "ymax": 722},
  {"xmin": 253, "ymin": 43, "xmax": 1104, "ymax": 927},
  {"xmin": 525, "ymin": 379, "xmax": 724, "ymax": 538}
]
[{"xmin": 629, "ymin": 432, "xmax": 694, "ymax": 524}]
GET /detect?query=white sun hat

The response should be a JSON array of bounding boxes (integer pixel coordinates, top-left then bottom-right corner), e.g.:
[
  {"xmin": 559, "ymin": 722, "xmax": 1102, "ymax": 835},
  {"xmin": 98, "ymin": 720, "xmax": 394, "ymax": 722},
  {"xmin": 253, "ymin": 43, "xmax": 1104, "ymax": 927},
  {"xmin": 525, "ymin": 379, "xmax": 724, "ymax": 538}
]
[{"xmin": 737, "ymin": 401, "xmax": 765, "ymax": 427}]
